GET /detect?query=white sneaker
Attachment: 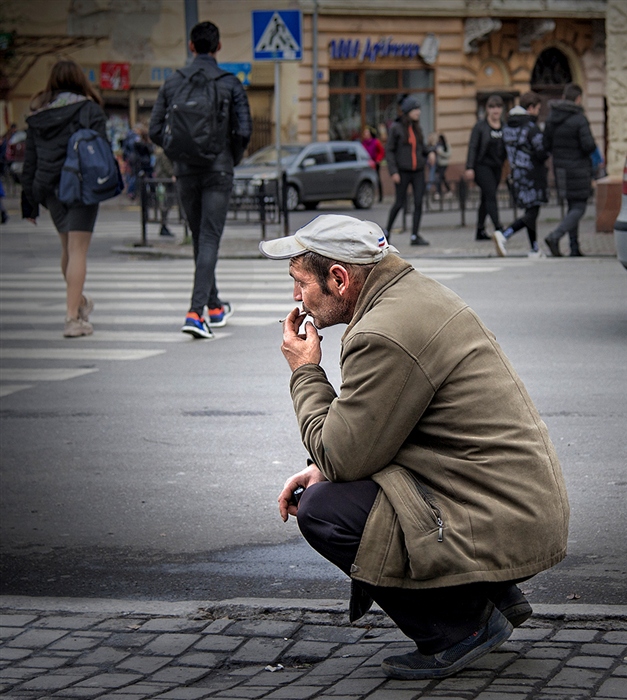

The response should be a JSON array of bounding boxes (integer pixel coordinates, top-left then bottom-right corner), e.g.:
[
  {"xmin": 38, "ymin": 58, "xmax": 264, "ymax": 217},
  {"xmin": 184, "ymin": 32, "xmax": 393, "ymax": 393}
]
[
  {"xmin": 527, "ymin": 249, "xmax": 546, "ymax": 259},
  {"xmin": 493, "ymin": 230, "xmax": 507, "ymax": 257}
]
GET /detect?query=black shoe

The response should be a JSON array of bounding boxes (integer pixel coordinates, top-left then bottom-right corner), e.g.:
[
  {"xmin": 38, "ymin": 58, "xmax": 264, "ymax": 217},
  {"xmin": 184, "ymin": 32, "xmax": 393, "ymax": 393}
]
[
  {"xmin": 491, "ymin": 585, "xmax": 532, "ymax": 628},
  {"xmin": 0, "ymin": 211, "xmax": 8, "ymax": 224},
  {"xmin": 160, "ymin": 226, "xmax": 174, "ymax": 237},
  {"xmin": 544, "ymin": 236, "xmax": 562, "ymax": 257},
  {"xmin": 410, "ymin": 236, "xmax": 430, "ymax": 246},
  {"xmin": 570, "ymin": 249, "xmax": 584, "ymax": 257},
  {"xmin": 381, "ymin": 606, "xmax": 512, "ymax": 680},
  {"xmin": 475, "ymin": 231, "xmax": 491, "ymax": 241}
]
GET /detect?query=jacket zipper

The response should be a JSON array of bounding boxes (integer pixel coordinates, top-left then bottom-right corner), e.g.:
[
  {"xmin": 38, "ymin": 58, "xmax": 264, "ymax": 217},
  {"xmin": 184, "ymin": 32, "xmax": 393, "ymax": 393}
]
[{"xmin": 409, "ymin": 473, "xmax": 444, "ymax": 542}]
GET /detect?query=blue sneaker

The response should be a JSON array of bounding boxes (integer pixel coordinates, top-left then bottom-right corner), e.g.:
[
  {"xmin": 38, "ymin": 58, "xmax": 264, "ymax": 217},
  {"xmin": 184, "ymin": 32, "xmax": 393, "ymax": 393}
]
[
  {"xmin": 206, "ymin": 301, "xmax": 233, "ymax": 328},
  {"xmin": 381, "ymin": 606, "xmax": 512, "ymax": 680},
  {"xmin": 181, "ymin": 312, "xmax": 214, "ymax": 339}
]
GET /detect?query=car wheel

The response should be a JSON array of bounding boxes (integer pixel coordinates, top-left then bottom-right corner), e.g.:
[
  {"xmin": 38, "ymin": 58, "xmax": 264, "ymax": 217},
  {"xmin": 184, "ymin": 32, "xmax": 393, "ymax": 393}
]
[
  {"xmin": 353, "ymin": 181, "xmax": 375, "ymax": 209},
  {"xmin": 286, "ymin": 185, "xmax": 300, "ymax": 211},
  {"xmin": 304, "ymin": 201, "xmax": 319, "ymax": 210}
]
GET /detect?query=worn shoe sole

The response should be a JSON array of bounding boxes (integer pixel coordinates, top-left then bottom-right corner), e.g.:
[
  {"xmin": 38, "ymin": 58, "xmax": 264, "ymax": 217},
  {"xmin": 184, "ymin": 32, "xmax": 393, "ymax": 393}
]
[
  {"xmin": 493, "ymin": 231, "xmax": 507, "ymax": 257},
  {"xmin": 381, "ymin": 609, "xmax": 513, "ymax": 680},
  {"xmin": 181, "ymin": 324, "xmax": 214, "ymax": 339},
  {"xmin": 206, "ymin": 302, "xmax": 234, "ymax": 328}
]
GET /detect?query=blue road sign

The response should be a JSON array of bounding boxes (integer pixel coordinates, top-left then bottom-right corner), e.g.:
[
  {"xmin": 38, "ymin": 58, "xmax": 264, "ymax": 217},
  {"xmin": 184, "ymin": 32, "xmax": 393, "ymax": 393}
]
[
  {"xmin": 219, "ymin": 62, "xmax": 251, "ymax": 86},
  {"xmin": 252, "ymin": 10, "xmax": 302, "ymax": 61}
]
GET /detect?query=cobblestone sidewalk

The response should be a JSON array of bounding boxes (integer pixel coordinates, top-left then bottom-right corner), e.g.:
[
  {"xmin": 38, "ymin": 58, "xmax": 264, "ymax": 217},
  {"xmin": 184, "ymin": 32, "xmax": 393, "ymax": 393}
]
[{"xmin": 1, "ymin": 597, "xmax": 626, "ymax": 699}]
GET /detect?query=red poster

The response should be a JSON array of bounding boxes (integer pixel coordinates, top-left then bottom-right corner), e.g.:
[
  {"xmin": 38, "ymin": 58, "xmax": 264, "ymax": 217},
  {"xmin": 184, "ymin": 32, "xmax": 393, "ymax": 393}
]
[{"xmin": 100, "ymin": 62, "xmax": 130, "ymax": 90}]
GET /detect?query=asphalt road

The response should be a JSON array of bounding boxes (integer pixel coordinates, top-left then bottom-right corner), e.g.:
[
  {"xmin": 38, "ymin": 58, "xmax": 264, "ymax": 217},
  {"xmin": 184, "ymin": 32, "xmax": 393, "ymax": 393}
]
[{"xmin": 1, "ymin": 206, "xmax": 626, "ymax": 606}]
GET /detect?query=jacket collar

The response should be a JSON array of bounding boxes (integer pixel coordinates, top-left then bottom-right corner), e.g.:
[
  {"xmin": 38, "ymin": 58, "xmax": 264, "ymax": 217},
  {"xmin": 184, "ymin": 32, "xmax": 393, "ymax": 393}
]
[{"xmin": 344, "ymin": 254, "xmax": 414, "ymax": 338}]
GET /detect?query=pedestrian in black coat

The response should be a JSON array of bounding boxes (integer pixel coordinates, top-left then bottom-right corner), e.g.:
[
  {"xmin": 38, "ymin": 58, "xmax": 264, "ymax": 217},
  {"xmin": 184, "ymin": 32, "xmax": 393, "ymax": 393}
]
[{"xmin": 543, "ymin": 83, "xmax": 596, "ymax": 256}]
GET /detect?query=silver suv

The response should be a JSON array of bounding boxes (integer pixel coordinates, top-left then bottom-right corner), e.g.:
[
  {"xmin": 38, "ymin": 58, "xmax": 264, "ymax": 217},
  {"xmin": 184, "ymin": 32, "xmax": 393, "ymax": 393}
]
[{"xmin": 234, "ymin": 141, "xmax": 378, "ymax": 211}]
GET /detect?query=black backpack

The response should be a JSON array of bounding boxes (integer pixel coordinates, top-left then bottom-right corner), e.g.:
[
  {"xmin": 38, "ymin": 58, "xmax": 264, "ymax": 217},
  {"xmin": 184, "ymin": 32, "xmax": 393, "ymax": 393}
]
[{"xmin": 162, "ymin": 68, "xmax": 230, "ymax": 166}]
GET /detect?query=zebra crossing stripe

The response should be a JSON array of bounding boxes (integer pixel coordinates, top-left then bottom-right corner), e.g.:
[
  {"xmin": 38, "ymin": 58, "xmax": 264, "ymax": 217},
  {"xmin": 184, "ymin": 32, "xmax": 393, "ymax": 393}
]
[
  {"xmin": 0, "ymin": 384, "xmax": 33, "ymax": 397},
  {"xmin": 0, "ymin": 349, "xmax": 166, "ymax": 361},
  {"xmin": 0, "ymin": 368, "xmax": 99, "ymax": 382}
]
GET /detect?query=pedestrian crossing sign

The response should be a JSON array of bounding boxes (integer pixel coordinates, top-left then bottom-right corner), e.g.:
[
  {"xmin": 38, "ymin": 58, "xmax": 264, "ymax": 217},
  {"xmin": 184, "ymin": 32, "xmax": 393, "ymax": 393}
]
[{"xmin": 252, "ymin": 10, "xmax": 302, "ymax": 61}]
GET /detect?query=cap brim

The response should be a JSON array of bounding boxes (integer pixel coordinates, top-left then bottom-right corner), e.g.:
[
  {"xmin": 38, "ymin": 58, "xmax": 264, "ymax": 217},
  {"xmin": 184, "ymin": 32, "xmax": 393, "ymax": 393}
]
[{"xmin": 259, "ymin": 236, "xmax": 307, "ymax": 259}]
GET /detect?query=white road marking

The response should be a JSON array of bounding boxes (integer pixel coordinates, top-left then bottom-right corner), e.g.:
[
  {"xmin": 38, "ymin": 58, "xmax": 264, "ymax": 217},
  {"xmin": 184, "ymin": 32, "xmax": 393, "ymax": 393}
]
[
  {"xmin": 0, "ymin": 348, "xmax": 166, "ymax": 361},
  {"xmin": 0, "ymin": 368, "xmax": 98, "ymax": 381}
]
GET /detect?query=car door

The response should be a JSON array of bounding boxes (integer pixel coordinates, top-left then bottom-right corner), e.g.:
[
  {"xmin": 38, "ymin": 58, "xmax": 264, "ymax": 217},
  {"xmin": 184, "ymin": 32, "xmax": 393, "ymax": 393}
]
[
  {"xmin": 330, "ymin": 144, "xmax": 363, "ymax": 198},
  {"xmin": 292, "ymin": 145, "xmax": 333, "ymax": 201}
]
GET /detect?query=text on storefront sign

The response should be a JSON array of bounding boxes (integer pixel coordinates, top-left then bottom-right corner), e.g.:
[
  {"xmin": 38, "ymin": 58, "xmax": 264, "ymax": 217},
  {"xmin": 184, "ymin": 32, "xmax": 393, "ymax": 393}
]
[{"xmin": 329, "ymin": 37, "xmax": 421, "ymax": 62}]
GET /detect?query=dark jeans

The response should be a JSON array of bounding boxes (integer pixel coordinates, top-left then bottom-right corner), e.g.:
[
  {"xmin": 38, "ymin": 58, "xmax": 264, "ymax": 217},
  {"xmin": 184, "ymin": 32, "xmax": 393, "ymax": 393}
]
[
  {"xmin": 297, "ymin": 480, "xmax": 503, "ymax": 655},
  {"xmin": 548, "ymin": 199, "xmax": 587, "ymax": 250},
  {"xmin": 474, "ymin": 163, "xmax": 502, "ymax": 233},
  {"xmin": 177, "ymin": 172, "xmax": 232, "ymax": 314},
  {"xmin": 435, "ymin": 165, "xmax": 451, "ymax": 196},
  {"xmin": 386, "ymin": 170, "xmax": 425, "ymax": 240},
  {"xmin": 506, "ymin": 205, "xmax": 540, "ymax": 249}
]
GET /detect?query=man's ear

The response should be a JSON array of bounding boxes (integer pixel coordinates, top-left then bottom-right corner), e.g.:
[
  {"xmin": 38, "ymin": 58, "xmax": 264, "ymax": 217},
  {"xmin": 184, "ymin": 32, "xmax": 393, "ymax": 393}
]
[
  {"xmin": 329, "ymin": 264, "xmax": 350, "ymax": 295},
  {"xmin": 189, "ymin": 40, "xmax": 196, "ymax": 55}
]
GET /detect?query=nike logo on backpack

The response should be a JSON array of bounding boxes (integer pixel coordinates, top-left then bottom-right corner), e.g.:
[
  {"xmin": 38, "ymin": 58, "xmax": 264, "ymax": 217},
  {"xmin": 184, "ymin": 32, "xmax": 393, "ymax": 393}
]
[{"xmin": 97, "ymin": 176, "xmax": 110, "ymax": 184}]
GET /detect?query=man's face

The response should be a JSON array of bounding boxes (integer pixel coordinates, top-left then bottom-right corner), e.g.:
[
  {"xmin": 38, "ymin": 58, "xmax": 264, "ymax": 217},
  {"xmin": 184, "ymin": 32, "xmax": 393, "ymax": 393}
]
[{"xmin": 289, "ymin": 258, "xmax": 352, "ymax": 329}]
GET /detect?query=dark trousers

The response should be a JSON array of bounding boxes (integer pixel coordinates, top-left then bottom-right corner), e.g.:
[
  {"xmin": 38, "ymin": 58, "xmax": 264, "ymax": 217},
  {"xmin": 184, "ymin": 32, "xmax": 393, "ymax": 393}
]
[
  {"xmin": 297, "ymin": 480, "xmax": 502, "ymax": 655},
  {"xmin": 435, "ymin": 165, "xmax": 451, "ymax": 196},
  {"xmin": 548, "ymin": 199, "xmax": 587, "ymax": 252},
  {"xmin": 474, "ymin": 164, "xmax": 502, "ymax": 233},
  {"xmin": 177, "ymin": 172, "xmax": 232, "ymax": 315},
  {"xmin": 386, "ymin": 170, "xmax": 425, "ymax": 240},
  {"xmin": 506, "ymin": 205, "xmax": 540, "ymax": 249},
  {"xmin": 375, "ymin": 163, "xmax": 383, "ymax": 202}
]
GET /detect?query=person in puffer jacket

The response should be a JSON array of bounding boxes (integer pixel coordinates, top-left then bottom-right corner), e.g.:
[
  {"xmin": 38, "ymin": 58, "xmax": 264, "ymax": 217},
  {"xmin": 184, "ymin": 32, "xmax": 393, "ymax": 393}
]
[
  {"xmin": 22, "ymin": 59, "xmax": 108, "ymax": 338},
  {"xmin": 543, "ymin": 83, "xmax": 596, "ymax": 257}
]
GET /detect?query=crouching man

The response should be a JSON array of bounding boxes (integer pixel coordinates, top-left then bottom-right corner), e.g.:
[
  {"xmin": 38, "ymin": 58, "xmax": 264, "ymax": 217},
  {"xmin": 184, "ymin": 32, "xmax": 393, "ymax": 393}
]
[{"xmin": 260, "ymin": 215, "xmax": 569, "ymax": 680}]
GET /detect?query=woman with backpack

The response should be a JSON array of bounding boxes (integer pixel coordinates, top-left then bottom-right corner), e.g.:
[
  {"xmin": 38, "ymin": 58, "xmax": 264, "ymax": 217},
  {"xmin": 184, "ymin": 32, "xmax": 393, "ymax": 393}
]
[{"xmin": 22, "ymin": 59, "xmax": 108, "ymax": 337}]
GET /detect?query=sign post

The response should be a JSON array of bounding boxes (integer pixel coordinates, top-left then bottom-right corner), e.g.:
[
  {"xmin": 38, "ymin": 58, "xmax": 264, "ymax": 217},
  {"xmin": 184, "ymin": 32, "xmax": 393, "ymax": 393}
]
[{"xmin": 252, "ymin": 10, "xmax": 302, "ymax": 221}]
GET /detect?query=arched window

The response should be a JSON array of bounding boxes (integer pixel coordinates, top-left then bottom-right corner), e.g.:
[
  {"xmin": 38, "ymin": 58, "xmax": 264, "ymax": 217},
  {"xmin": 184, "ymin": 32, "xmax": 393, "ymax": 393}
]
[{"xmin": 531, "ymin": 48, "xmax": 573, "ymax": 120}]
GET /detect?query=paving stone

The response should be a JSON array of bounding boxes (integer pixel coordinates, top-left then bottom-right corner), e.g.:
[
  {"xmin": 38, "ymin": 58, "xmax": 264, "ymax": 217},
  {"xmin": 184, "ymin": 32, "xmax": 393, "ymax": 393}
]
[
  {"xmin": 364, "ymin": 689, "xmax": 423, "ymax": 700},
  {"xmin": 49, "ymin": 634, "xmax": 103, "ymax": 651},
  {"xmin": 73, "ymin": 671, "xmax": 144, "ymax": 688},
  {"xmin": 139, "ymin": 618, "xmax": 207, "ymax": 633},
  {"xmin": 596, "ymin": 676, "xmax": 627, "ymax": 698},
  {"xmin": 475, "ymin": 694, "xmax": 528, "ymax": 700},
  {"xmin": 144, "ymin": 633, "xmax": 201, "ymax": 655},
  {"xmin": 32, "ymin": 615, "xmax": 103, "ymax": 630},
  {"xmin": 194, "ymin": 634, "xmax": 246, "ymax": 652},
  {"xmin": 565, "ymin": 654, "xmax": 616, "ymax": 669},
  {"xmin": 243, "ymin": 670, "xmax": 307, "ymax": 686},
  {"xmin": 0, "ymin": 666, "xmax": 40, "ymax": 680},
  {"xmin": 0, "ymin": 627, "xmax": 21, "ymax": 640},
  {"xmin": 281, "ymin": 640, "xmax": 337, "ymax": 662},
  {"xmin": 331, "ymin": 642, "xmax": 385, "ymax": 658},
  {"xmin": 525, "ymin": 645, "xmax": 575, "ymax": 659},
  {"xmin": 319, "ymin": 676, "xmax": 385, "ymax": 695},
  {"xmin": 0, "ymin": 614, "xmax": 38, "ymax": 627},
  {"xmin": 76, "ymin": 647, "xmax": 130, "ymax": 665},
  {"xmin": 468, "ymin": 651, "xmax": 518, "ymax": 671},
  {"xmin": 229, "ymin": 637, "xmax": 293, "ymax": 664},
  {"xmin": 546, "ymin": 666, "xmax": 603, "ymax": 688},
  {"xmin": 613, "ymin": 663, "xmax": 627, "ymax": 677},
  {"xmin": 117, "ymin": 654, "xmax": 173, "ymax": 673},
  {"xmin": 362, "ymin": 628, "xmax": 408, "ymax": 643},
  {"xmin": 603, "ymin": 632, "xmax": 627, "ymax": 644},
  {"xmin": 20, "ymin": 672, "xmax": 90, "ymax": 690},
  {"xmin": 551, "ymin": 629, "xmax": 599, "ymax": 643},
  {"xmin": 6, "ymin": 627, "xmax": 68, "ymax": 647},
  {"xmin": 55, "ymin": 687, "xmax": 105, "ymax": 698},
  {"xmin": 227, "ymin": 620, "xmax": 300, "ymax": 639},
  {"xmin": 298, "ymin": 625, "xmax": 366, "ymax": 644},
  {"xmin": 92, "ymin": 618, "xmax": 151, "ymax": 632},
  {"xmin": 177, "ymin": 651, "xmax": 222, "ymax": 668},
  {"xmin": 0, "ymin": 647, "xmax": 31, "ymax": 661},
  {"xmin": 108, "ymin": 632, "xmax": 157, "ymax": 648},
  {"xmin": 429, "ymin": 675, "xmax": 488, "ymax": 692},
  {"xmin": 305, "ymin": 655, "xmax": 366, "ymax": 677},
  {"xmin": 18, "ymin": 654, "xmax": 71, "ymax": 668},
  {"xmin": 511, "ymin": 627, "xmax": 553, "ymax": 641},
  {"xmin": 580, "ymin": 643, "xmax": 627, "ymax": 656},
  {"xmin": 153, "ymin": 689, "xmax": 215, "ymax": 699},
  {"xmin": 201, "ymin": 619, "xmax": 235, "ymax": 635},
  {"xmin": 150, "ymin": 665, "xmax": 211, "ymax": 684},
  {"xmin": 217, "ymin": 687, "xmax": 273, "ymax": 698},
  {"xmin": 262, "ymin": 685, "xmax": 321, "ymax": 699},
  {"xmin": 104, "ymin": 681, "xmax": 175, "ymax": 695},
  {"xmin": 501, "ymin": 657, "xmax": 562, "ymax": 677}
]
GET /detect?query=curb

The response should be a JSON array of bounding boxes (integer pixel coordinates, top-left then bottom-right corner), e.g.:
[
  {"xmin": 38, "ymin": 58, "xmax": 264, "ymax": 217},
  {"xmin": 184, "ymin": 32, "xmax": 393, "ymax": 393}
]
[{"xmin": 2, "ymin": 595, "xmax": 627, "ymax": 622}]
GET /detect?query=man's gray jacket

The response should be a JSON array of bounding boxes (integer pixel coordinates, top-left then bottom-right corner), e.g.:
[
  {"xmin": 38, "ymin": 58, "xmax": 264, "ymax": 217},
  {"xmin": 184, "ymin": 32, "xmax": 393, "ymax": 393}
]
[
  {"xmin": 290, "ymin": 254, "xmax": 570, "ymax": 590},
  {"xmin": 149, "ymin": 54, "xmax": 252, "ymax": 177}
]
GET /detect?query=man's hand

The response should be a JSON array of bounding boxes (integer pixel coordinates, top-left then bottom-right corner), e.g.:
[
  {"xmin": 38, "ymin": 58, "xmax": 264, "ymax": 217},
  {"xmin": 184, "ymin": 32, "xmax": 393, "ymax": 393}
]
[
  {"xmin": 281, "ymin": 306, "xmax": 322, "ymax": 372},
  {"xmin": 465, "ymin": 168, "xmax": 475, "ymax": 182},
  {"xmin": 278, "ymin": 463, "xmax": 328, "ymax": 521},
  {"xmin": 391, "ymin": 173, "xmax": 401, "ymax": 185}
]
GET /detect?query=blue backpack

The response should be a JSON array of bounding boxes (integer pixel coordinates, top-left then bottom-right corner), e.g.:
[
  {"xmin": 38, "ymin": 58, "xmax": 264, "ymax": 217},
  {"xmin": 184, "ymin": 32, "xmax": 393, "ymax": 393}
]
[{"xmin": 59, "ymin": 114, "xmax": 123, "ymax": 206}]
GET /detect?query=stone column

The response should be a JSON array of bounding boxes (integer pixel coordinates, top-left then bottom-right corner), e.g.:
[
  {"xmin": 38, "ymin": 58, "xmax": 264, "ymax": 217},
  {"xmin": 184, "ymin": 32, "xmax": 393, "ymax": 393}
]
[{"xmin": 597, "ymin": 0, "xmax": 626, "ymax": 231}]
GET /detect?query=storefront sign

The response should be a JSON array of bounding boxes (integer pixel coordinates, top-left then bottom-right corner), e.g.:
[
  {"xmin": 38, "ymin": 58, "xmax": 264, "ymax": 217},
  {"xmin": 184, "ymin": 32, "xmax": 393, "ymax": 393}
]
[
  {"xmin": 329, "ymin": 36, "xmax": 421, "ymax": 63},
  {"xmin": 100, "ymin": 62, "xmax": 130, "ymax": 90},
  {"xmin": 219, "ymin": 63, "xmax": 251, "ymax": 86}
]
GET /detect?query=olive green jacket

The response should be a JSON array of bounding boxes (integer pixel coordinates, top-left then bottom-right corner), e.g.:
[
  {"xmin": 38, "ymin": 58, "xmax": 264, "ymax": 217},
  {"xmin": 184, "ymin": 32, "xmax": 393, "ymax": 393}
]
[{"xmin": 290, "ymin": 254, "xmax": 569, "ymax": 589}]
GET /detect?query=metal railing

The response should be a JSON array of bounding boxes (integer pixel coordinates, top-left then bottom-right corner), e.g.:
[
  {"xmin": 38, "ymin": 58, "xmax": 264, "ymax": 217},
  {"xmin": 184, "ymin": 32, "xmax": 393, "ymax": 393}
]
[{"xmin": 138, "ymin": 177, "xmax": 188, "ymax": 246}]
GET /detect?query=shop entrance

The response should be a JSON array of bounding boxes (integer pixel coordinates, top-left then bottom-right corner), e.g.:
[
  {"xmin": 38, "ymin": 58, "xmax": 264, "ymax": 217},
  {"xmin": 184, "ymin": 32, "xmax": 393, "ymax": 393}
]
[{"xmin": 531, "ymin": 47, "xmax": 573, "ymax": 120}]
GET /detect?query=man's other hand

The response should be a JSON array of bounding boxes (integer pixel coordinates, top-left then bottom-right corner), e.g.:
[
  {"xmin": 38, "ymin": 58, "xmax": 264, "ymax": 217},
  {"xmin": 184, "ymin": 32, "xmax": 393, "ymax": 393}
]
[
  {"xmin": 278, "ymin": 463, "xmax": 327, "ymax": 521},
  {"xmin": 281, "ymin": 307, "xmax": 322, "ymax": 371}
]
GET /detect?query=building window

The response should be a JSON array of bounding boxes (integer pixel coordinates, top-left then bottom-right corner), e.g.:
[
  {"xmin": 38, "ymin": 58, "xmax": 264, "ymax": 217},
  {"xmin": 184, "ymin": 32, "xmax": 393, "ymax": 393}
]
[{"xmin": 329, "ymin": 68, "xmax": 434, "ymax": 142}]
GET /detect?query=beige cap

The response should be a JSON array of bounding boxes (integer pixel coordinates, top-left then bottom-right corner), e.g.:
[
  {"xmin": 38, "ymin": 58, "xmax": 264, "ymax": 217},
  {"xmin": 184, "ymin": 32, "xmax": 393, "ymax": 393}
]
[{"xmin": 259, "ymin": 214, "xmax": 397, "ymax": 264}]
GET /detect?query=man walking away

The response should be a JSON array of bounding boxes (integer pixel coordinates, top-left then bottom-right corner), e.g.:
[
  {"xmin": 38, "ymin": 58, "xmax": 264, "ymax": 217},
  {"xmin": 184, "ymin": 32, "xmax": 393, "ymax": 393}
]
[
  {"xmin": 493, "ymin": 92, "xmax": 548, "ymax": 258},
  {"xmin": 260, "ymin": 214, "xmax": 569, "ymax": 681},
  {"xmin": 543, "ymin": 83, "xmax": 596, "ymax": 257},
  {"xmin": 149, "ymin": 21, "xmax": 252, "ymax": 338}
]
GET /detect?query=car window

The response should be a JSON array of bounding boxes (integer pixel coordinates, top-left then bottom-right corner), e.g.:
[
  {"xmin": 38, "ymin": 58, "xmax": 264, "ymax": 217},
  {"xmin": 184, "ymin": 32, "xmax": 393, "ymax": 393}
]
[
  {"xmin": 306, "ymin": 149, "xmax": 331, "ymax": 165},
  {"xmin": 332, "ymin": 147, "xmax": 358, "ymax": 163},
  {"xmin": 244, "ymin": 146, "xmax": 303, "ymax": 167}
]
